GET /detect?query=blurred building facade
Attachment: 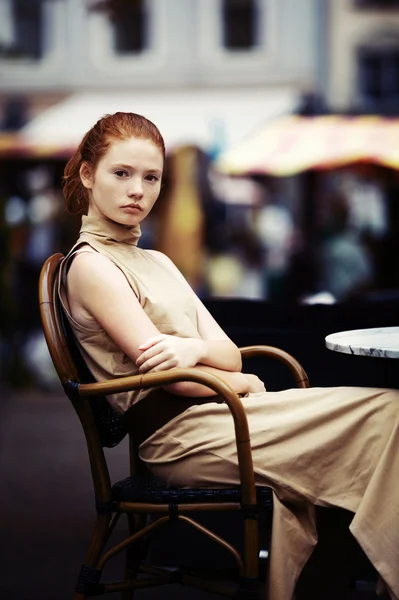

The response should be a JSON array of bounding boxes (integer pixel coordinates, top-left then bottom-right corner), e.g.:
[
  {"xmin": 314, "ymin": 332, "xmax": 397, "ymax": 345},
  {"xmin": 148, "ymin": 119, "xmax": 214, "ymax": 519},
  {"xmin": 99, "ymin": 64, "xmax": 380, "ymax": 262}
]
[
  {"xmin": 4, "ymin": 0, "xmax": 399, "ymax": 122},
  {"xmin": 0, "ymin": 0, "xmax": 317, "ymax": 136},
  {"xmin": 325, "ymin": 0, "xmax": 399, "ymax": 115}
]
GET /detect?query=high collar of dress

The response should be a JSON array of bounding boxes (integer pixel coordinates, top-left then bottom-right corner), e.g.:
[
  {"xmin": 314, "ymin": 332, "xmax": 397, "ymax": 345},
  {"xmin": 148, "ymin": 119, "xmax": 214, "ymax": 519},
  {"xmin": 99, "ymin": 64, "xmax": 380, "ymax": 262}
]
[{"xmin": 80, "ymin": 213, "xmax": 141, "ymax": 246}]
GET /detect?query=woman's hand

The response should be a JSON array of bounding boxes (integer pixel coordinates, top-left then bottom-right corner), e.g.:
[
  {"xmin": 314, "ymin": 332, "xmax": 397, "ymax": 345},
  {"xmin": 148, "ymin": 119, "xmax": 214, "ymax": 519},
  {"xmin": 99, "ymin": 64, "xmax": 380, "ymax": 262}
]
[
  {"xmin": 136, "ymin": 334, "xmax": 204, "ymax": 373},
  {"xmin": 243, "ymin": 373, "xmax": 266, "ymax": 394}
]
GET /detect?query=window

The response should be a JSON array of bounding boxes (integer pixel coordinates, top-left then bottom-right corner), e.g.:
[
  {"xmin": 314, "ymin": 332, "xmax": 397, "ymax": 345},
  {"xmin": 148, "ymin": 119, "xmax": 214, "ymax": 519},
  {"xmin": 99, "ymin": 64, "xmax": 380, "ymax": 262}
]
[
  {"xmin": 109, "ymin": 0, "xmax": 149, "ymax": 54},
  {"xmin": 358, "ymin": 44, "xmax": 399, "ymax": 111},
  {"xmin": 197, "ymin": 0, "xmax": 275, "ymax": 81},
  {"xmin": 0, "ymin": 0, "xmax": 45, "ymax": 60},
  {"xmin": 222, "ymin": 0, "xmax": 259, "ymax": 50},
  {"xmin": 86, "ymin": 0, "xmax": 167, "ymax": 79},
  {"xmin": 88, "ymin": 0, "xmax": 149, "ymax": 55}
]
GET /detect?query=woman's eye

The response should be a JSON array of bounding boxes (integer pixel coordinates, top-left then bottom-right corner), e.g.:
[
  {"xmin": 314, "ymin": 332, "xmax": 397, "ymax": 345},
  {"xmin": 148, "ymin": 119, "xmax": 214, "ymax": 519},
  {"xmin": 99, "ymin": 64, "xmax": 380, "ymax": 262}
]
[
  {"xmin": 115, "ymin": 170, "xmax": 128, "ymax": 178},
  {"xmin": 146, "ymin": 174, "xmax": 159, "ymax": 183}
]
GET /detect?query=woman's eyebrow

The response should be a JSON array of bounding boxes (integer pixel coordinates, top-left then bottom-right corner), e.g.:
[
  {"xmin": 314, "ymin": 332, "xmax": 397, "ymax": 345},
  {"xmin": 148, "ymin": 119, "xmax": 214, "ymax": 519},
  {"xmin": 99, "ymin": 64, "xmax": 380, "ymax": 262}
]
[{"xmin": 111, "ymin": 163, "xmax": 132, "ymax": 169}]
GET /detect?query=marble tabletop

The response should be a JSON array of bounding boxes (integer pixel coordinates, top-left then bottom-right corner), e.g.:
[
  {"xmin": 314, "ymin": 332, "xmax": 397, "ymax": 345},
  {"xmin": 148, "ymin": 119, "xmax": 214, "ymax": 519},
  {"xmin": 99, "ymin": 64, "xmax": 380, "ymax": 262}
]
[{"xmin": 325, "ymin": 326, "xmax": 399, "ymax": 359}]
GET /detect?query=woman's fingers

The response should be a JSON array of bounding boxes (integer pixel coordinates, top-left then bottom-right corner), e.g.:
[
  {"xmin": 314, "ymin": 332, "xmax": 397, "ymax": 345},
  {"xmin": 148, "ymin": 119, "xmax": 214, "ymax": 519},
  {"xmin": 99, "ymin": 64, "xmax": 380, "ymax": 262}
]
[
  {"xmin": 136, "ymin": 343, "xmax": 165, "ymax": 367},
  {"xmin": 139, "ymin": 355, "xmax": 176, "ymax": 373},
  {"xmin": 136, "ymin": 335, "xmax": 201, "ymax": 371},
  {"xmin": 137, "ymin": 342, "xmax": 177, "ymax": 373},
  {"xmin": 138, "ymin": 334, "xmax": 165, "ymax": 352}
]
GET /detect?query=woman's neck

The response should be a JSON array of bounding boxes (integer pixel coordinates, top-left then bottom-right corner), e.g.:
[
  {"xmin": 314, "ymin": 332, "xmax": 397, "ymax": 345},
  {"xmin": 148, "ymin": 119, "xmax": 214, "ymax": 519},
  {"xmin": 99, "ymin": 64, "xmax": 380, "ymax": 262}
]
[{"xmin": 80, "ymin": 212, "xmax": 141, "ymax": 246}]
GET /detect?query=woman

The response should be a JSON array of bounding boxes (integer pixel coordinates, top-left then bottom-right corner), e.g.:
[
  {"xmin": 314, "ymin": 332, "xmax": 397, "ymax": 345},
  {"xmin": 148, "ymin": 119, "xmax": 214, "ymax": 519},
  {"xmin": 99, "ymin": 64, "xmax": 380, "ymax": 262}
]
[{"xmin": 59, "ymin": 112, "xmax": 399, "ymax": 600}]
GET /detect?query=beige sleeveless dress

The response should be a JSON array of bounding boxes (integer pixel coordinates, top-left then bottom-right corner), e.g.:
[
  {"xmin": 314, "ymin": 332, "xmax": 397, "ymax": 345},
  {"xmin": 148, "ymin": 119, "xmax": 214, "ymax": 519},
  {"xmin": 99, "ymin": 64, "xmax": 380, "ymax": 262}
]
[{"xmin": 59, "ymin": 214, "xmax": 399, "ymax": 600}]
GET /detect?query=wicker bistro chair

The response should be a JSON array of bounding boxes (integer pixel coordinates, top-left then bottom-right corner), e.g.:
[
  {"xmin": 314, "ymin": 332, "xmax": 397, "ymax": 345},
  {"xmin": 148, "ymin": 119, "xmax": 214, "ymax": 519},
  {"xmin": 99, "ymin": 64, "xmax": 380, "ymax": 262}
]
[{"xmin": 39, "ymin": 253, "xmax": 310, "ymax": 600}]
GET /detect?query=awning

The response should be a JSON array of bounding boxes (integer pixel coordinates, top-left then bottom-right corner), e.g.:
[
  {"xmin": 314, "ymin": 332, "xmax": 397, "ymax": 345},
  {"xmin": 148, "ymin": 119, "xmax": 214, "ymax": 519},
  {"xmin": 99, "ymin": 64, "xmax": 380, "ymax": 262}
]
[
  {"xmin": 216, "ymin": 115, "xmax": 399, "ymax": 176},
  {"xmin": 1, "ymin": 88, "xmax": 298, "ymax": 158}
]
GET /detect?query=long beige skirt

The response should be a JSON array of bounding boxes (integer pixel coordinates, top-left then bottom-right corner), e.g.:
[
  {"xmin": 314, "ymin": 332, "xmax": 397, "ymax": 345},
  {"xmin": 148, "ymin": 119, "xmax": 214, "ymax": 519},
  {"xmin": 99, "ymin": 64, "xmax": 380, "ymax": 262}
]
[{"xmin": 139, "ymin": 386, "xmax": 399, "ymax": 600}]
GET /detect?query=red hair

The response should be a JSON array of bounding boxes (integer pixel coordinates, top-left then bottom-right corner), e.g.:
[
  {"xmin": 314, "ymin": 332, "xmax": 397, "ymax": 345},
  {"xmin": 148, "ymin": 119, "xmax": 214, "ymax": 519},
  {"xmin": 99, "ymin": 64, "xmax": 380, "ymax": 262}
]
[{"xmin": 63, "ymin": 112, "xmax": 165, "ymax": 215}]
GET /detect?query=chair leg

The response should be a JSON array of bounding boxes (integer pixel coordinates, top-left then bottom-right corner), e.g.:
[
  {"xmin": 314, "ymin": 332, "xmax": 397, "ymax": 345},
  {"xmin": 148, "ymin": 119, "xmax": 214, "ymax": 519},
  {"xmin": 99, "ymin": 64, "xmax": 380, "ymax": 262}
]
[
  {"xmin": 121, "ymin": 514, "xmax": 149, "ymax": 600},
  {"xmin": 240, "ymin": 517, "xmax": 262, "ymax": 600},
  {"xmin": 73, "ymin": 513, "xmax": 112, "ymax": 600},
  {"xmin": 238, "ymin": 576, "xmax": 261, "ymax": 600}
]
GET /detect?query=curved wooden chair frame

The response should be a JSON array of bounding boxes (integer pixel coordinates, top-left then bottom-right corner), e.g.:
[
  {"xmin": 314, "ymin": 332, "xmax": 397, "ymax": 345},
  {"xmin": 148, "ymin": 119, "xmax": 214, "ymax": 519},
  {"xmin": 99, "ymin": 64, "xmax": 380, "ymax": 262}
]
[{"xmin": 39, "ymin": 252, "xmax": 310, "ymax": 600}]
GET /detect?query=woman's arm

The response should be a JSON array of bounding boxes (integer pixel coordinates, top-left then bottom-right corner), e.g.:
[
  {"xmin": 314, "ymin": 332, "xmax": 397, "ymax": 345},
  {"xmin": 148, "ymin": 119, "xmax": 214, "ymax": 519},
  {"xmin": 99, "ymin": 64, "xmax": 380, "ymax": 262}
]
[
  {"xmin": 138, "ymin": 250, "xmax": 243, "ymax": 373},
  {"xmin": 163, "ymin": 366, "xmax": 265, "ymax": 397},
  {"xmin": 136, "ymin": 334, "xmax": 242, "ymax": 374},
  {"xmin": 66, "ymin": 251, "xmax": 164, "ymax": 364},
  {"xmin": 66, "ymin": 251, "xmax": 254, "ymax": 397}
]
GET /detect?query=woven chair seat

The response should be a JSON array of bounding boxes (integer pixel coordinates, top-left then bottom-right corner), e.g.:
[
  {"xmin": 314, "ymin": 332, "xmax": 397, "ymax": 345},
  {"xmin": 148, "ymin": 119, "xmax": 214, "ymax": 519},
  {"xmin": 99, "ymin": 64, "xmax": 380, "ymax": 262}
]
[{"xmin": 112, "ymin": 474, "xmax": 274, "ymax": 507}]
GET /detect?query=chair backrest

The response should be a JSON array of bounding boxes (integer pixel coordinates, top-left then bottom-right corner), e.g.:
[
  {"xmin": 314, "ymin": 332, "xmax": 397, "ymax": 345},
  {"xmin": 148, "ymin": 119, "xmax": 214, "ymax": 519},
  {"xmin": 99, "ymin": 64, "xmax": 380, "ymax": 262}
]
[{"xmin": 38, "ymin": 253, "xmax": 127, "ymax": 448}]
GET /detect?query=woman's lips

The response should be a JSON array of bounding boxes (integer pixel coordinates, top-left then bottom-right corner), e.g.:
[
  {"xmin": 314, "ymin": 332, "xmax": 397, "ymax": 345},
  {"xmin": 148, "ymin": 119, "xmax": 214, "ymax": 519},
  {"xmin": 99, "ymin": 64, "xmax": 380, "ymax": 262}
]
[{"xmin": 122, "ymin": 204, "xmax": 142, "ymax": 213}]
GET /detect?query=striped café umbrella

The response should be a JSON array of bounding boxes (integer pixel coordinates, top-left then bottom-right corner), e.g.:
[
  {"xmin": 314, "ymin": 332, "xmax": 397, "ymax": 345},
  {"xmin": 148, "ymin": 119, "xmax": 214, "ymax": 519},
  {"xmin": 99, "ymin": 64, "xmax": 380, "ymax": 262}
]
[{"xmin": 215, "ymin": 114, "xmax": 399, "ymax": 177}]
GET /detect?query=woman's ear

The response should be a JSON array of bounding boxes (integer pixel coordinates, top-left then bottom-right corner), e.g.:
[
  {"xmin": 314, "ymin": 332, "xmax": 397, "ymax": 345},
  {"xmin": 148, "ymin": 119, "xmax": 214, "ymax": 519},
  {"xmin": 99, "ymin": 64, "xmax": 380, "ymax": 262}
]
[{"xmin": 80, "ymin": 162, "xmax": 94, "ymax": 190}]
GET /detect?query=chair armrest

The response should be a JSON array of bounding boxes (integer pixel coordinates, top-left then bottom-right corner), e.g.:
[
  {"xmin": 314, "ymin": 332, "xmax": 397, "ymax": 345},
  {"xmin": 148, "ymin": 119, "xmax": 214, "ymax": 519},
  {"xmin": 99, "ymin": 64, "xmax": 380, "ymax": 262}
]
[
  {"xmin": 240, "ymin": 345, "xmax": 310, "ymax": 388},
  {"xmin": 77, "ymin": 368, "xmax": 257, "ymax": 506}
]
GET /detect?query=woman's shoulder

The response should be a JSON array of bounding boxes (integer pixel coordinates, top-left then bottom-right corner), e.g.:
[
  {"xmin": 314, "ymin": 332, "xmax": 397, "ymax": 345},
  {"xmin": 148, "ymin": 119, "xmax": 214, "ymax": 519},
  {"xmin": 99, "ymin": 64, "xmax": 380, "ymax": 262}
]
[
  {"xmin": 145, "ymin": 249, "xmax": 190, "ymax": 287},
  {"xmin": 146, "ymin": 249, "xmax": 177, "ymax": 271},
  {"xmin": 70, "ymin": 245, "xmax": 112, "ymax": 267},
  {"xmin": 67, "ymin": 245, "xmax": 125, "ymax": 286}
]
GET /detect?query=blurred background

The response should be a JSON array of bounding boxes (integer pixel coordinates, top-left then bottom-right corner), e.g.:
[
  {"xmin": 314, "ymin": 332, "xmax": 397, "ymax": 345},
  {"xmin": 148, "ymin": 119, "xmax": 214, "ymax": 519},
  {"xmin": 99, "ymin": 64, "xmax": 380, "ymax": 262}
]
[
  {"xmin": 1, "ymin": 0, "xmax": 399, "ymax": 384},
  {"xmin": 1, "ymin": 3, "xmax": 399, "ymax": 598},
  {"xmin": 0, "ymin": 0, "xmax": 399, "ymax": 390}
]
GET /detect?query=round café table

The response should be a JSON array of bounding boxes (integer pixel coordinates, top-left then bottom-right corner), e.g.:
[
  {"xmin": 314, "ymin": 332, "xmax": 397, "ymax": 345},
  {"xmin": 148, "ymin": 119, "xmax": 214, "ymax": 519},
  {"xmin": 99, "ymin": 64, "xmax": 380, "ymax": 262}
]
[
  {"xmin": 325, "ymin": 326, "xmax": 399, "ymax": 359},
  {"xmin": 325, "ymin": 327, "xmax": 399, "ymax": 388}
]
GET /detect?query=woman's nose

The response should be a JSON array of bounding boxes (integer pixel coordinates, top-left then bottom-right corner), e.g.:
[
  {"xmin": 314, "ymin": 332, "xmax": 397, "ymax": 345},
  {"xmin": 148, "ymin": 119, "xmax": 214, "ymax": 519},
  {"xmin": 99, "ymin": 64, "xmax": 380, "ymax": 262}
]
[{"xmin": 127, "ymin": 178, "xmax": 144, "ymax": 198}]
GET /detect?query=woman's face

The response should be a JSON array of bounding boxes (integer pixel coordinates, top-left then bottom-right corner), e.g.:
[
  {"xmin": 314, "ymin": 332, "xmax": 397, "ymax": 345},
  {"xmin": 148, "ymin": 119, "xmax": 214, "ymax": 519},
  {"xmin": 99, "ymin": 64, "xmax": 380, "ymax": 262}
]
[{"xmin": 80, "ymin": 136, "xmax": 163, "ymax": 227}]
